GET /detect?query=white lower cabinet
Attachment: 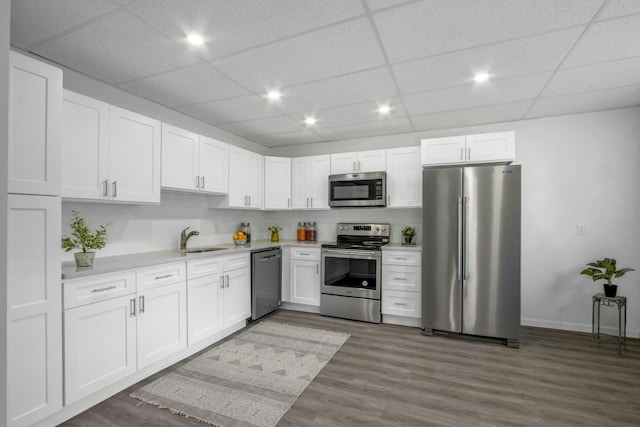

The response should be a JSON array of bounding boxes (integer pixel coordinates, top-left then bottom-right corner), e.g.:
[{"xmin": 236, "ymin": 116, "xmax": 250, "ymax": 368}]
[
  {"xmin": 382, "ymin": 250, "xmax": 422, "ymax": 323},
  {"xmin": 289, "ymin": 248, "xmax": 321, "ymax": 306}
]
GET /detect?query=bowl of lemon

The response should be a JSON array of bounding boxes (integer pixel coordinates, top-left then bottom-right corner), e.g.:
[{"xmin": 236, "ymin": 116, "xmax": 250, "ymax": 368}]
[{"xmin": 232, "ymin": 231, "xmax": 248, "ymax": 246}]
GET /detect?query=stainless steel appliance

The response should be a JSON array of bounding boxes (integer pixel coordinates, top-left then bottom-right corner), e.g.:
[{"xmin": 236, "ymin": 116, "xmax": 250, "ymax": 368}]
[
  {"xmin": 251, "ymin": 247, "xmax": 282, "ymax": 320},
  {"xmin": 328, "ymin": 171, "xmax": 386, "ymax": 208},
  {"xmin": 321, "ymin": 223, "xmax": 390, "ymax": 323},
  {"xmin": 422, "ymin": 165, "xmax": 521, "ymax": 347}
]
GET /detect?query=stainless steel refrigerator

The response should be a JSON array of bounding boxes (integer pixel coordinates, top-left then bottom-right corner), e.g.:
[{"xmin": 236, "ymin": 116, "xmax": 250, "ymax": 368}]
[{"xmin": 422, "ymin": 164, "xmax": 521, "ymax": 347}]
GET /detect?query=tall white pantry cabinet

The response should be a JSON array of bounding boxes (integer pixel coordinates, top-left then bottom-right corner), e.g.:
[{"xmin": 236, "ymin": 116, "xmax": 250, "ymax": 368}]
[{"xmin": 6, "ymin": 51, "xmax": 63, "ymax": 427}]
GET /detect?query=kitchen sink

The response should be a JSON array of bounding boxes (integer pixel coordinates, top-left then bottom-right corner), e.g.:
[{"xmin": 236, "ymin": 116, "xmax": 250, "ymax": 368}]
[{"xmin": 183, "ymin": 247, "xmax": 226, "ymax": 254}]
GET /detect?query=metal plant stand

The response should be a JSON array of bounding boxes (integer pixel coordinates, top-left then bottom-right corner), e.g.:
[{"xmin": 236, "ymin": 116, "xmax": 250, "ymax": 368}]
[{"xmin": 592, "ymin": 293, "xmax": 627, "ymax": 355}]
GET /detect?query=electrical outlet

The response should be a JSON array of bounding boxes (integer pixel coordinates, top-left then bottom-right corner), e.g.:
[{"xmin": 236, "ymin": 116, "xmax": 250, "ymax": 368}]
[{"xmin": 576, "ymin": 224, "xmax": 586, "ymax": 236}]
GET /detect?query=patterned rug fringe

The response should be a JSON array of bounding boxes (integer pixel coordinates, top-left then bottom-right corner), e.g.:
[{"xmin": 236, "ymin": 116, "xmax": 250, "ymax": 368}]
[{"xmin": 131, "ymin": 395, "xmax": 221, "ymax": 426}]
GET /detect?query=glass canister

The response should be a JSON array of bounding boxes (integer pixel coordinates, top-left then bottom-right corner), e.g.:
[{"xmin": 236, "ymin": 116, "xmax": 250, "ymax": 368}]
[
  {"xmin": 307, "ymin": 222, "xmax": 317, "ymax": 241},
  {"xmin": 297, "ymin": 222, "xmax": 307, "ymax": 241},
  {"xmin": 240, "ymin": 222, "xmax": 251, "ymax": 243}
]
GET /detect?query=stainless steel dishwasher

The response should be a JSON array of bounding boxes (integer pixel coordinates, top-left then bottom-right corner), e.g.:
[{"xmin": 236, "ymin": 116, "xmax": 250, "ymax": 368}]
[{"xmin": 251, "ymin": 247, "xmax": 282, "ymax": 320}]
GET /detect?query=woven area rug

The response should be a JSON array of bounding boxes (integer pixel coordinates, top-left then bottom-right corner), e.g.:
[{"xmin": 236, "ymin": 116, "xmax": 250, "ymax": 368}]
[{"xmin": 130, "ymin": 320, "xmax": 350, "ymax": 427}]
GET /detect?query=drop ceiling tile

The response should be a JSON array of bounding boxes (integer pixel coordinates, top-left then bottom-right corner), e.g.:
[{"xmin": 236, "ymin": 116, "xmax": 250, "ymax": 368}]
[
  {"xmin": 277, "ymin": 67, "xmax": 398, "ymax": 115},
  {"xmin": 32, "ymin": 9, "xmax": 201, "ymax": 84},
  {"xmin": 177, "ymin": 95, "xmax": 284, "ymax": 125},
  {"xmin": 311, "ymin": 99, "xmax": 407, "ymax": 129},
  {"xmin": 394, "ymin": 27, "xmax": 582, "ymax": 95},
  {"xmin": 373, "ymin": 0, "xmax": 602, "ymax": 63},
  {"xmin": 563, "ymin": 14, "xmax": 640, "ymax": 67},
  {"xmin": 411, "ymin": 101, "xmax": 532, "ymax": 132},
  {"xmin": 313, "ymin": 118, "xmax": 412, "ymax": 141},
  {"xmin": 597, "ymin": 0, "xmax": 640, "ymax": 20},
  {"xmin": 10, "ymin": 0, "xmax": 118, "ymax": 49},
  {"xmin": 118, "ymin": 63, "xmax": 249, "ymax": 107},
  {"xmin": 217, "ymin": 116, "xmax": 306, "ymax": 137},
  {"xmin": 211, "ymin": 18, "xmax": 386, "ymax": 93},
  {"xmin": 125, "ymin": 0, "xmax": 365, "ymax": 59},
  {"xmin": 403, "ymin": 72, "xmax": 552, "ymax": 116},
  {"xmin": 247, "ymin": 130, "xmax": 326, "ymax": 147},
  {"xmin": 543, "ymin": 57, "xmax": 640, "ymax": 97},
  {"xmin": 526, "ymin": 85, "xmax": 640, "ymax": 118},
  {"xmin": 366, "ymin": 0, "xmax": 413, "ymax": 11}
]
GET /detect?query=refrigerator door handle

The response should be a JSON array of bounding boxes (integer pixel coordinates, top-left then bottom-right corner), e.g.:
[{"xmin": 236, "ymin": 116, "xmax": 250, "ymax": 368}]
[
  {"xmin": 457, "ymin": 197, "xmax": 463, "ymax": 282},
  {"xmin": 463, "ymin": 196, "xmax": 470, "ymax": 281}
]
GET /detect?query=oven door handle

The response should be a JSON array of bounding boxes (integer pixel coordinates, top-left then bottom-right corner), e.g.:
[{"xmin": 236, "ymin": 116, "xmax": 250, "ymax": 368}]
[{"xmin": 322, "ymin": 249, "xmax": 380, "ymax": 259}]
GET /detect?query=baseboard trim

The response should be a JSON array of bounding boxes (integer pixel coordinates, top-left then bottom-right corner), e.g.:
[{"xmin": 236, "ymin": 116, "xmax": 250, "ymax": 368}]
[{"xmin": 522, "ymin": 318, "xmax": 639, "ymax": 339}]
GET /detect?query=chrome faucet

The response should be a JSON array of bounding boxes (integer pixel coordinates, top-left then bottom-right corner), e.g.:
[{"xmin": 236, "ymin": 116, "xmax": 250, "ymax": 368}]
[{"xmin": 180, "ymin": 227, "xmax": 200, "ymax": 250}]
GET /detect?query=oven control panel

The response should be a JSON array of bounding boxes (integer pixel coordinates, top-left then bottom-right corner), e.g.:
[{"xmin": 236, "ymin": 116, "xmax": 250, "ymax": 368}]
[{"xmin": 336, "ymin": 223, "xmax": 390, "ymax": 237}]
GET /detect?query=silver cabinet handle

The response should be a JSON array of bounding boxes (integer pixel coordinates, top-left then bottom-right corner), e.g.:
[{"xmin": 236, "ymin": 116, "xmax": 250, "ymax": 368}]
[
  {"xmin": 394, "ymin": 257, "xmax": 407, "ymax": 260},
  {"xmin": 387, "ymin": 194, "xmax": 390, "ymax": 205},
  {"xmin": 310, "ymin": 197, "xmax": 313, "ymax": 207},
  {"xmin": 306, "ymin": 197, "xmax": 309, "ymax": 207},
  {"xmin": 394, "ymin": 277, "xmax": 407, "ymax": 281},
  {"xmin": 154, "ymin": 274, "xmax": 172, "ymax": 280},
  {"xmin": 130, "ymin": 298, "xmax": 136, "ymax": 317},
  {"xmin": 460, "ymin": 147, "xmax": 464, "ymax": 161},
  {"xmin": 139, "ymin": 295, "xmax": 145, "ymax": 313},
  {"xmin": 248, "ymin": 196, "xmax": 251, "ymax": 206},
  {"xmin": 201, "ymin": 176, "xmax": 205, "ymax": 189},
  {"xmin": 288, "ymin": 198, "xmax": 290, "ymax": 208},
  {"xmin": 358, "ymin": 161, "xmax": 361, "ymax": 171},
  {"xmin": 196, "ymin": 175, "xmax": 200, "ymax": 189},
  {"xmin": 394, "ymin": 302, "xmax": 408, "ymax": 306},
  {"xmin": 467, "ymin": 146, "xmax": 471, "ymax": 161},
  {"xmin": 103, "ymin": 179, "xmax": 108, "ymax": 198},
  {"xmin": 299, "ymin": 252, "xmax": 309, "ymax": 256},
  {"xmin": 353, "ymin": 161, "xmax": 356, "ymax": 172},
  {"xmin": 316, "ymin": 264, "xmax": 319, "ymax": 274},
  {"xmin": 112, "ymin": 181, "xmax": 117, "ymax": 198},
  {"xmin": 220, "ymin": 276, "xmax": 225, "ymax": 288},
  {"xmin": 92, "ymin": 285, "xmax": 117, "ymax": 293},
  {"xmin": 225, "ymin": 275, "xmax": 230, "ymax": 288}
]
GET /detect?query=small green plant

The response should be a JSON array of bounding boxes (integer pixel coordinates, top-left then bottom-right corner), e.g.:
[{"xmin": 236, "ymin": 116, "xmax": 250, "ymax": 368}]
[
  {"xmin": 267, "ymin": 224, "xmax": 282, "ymax": 233},
  {"xmin": 61, "ymin": 211, "xmax": 108, "ymax": 253},
  {"xmin": 401, "ymin": 226, "xmax": 416, "ymax": 237},
  {"xmin": 580, "ymin": 258, "xmax": 634, "ymax": 285}
]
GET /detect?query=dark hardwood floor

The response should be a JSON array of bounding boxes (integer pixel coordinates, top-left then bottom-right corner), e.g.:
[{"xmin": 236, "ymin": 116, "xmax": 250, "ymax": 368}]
[{"xmin": 62, "ymin": 310, "xmax": 640, "ymax": 426}]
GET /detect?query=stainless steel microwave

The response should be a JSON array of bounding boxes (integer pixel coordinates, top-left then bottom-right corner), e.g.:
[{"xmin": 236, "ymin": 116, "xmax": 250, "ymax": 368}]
[{"xmin": 328, "ymin": 171, "xmax": 386, "ymax": 207}]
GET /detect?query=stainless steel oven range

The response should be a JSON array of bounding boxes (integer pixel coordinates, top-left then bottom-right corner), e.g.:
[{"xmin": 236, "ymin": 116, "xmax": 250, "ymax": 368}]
[{"xmin": 321, "ymin": 223, "xmax": 390, "ymax": 323}]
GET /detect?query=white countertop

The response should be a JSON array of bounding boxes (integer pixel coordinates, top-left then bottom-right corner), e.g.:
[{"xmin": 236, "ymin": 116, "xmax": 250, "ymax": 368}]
[{"xmin": 61, "ymin": 239, "xmax": 327, "ymax": 280}]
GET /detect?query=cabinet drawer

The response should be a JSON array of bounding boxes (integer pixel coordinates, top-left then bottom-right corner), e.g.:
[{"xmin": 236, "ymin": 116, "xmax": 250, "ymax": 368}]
[
  {"xmin": 290, "ymin": 247, "xmax": 320, "ymax": 261},
  {"xmin": 382, "ymin": 265, "xmax": 421, "ymax": 293},
  {"xmin": 382, "ymin": 250, "xmax": 421, "ymax": 266},
  {"xmin": 137, "ymin": 262, "xmax": 185, "ymax": 291},
  {"xmin": 187, "ymin": 256, "xmax": 224, "ymax": 279},
  {"xmin": 63, "ymin": 270, "xmax": 136, "ymax": 309},
  {"xmin": 382, "ymin": 289, "xmax": 421, "ymax": 318},
  {"xmin": 224, "ymin": 253, "xmax": 250, "ymax": 271}
]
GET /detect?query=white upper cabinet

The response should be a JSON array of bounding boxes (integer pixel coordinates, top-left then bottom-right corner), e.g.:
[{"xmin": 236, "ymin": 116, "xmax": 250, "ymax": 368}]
[
  {"xmin": 161, "ymin": 124, "xmax": 228, "ymax": 194},
  {"xmin": 8, "ymin": 51, "xmax": 62, "ymax": 196},
  {"xmin": 330, "ymin": 149, "xmax": 386, "ymax": 174},
  {"xmin": 291, "ymin": 155, "xmax": 330, "ymax": 210},
  {"xmin": 264, "ymin": 156, "xmax": 291, "ymax": 210},
  {"xmin": 61, "ymin": 91, "xmax": 161, "ymax": 203},
  {"xmin": 228, "ymin": 146, "xmax": 263, "ymax": 209},
  {"xmin": 421, "ymin": 131, "xmax": 515, "ymax": 166},
  {"xmin": 386, "ymin": 146, "xmax": 422, "ymax": 208},
  {"xmin": 62, "ymin": 90, "xmax": 109, "ymax": 200}
]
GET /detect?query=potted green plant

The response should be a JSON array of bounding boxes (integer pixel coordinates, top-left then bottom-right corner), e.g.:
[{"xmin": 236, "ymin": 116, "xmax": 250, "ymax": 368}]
[
  {"xmin": 580, "ymin": 257, "xmax": 634, "ymax": 297},
  {"xmin": 61, "ymin": 210, "xmax": 108, "ymax": 267},
  {"xmin": 401, "ymin": 226, "xmax": 416, "ymax": 245},
  {"xmin": 267, "ymin": 224, "xmax": 282, "ymax": 242}
]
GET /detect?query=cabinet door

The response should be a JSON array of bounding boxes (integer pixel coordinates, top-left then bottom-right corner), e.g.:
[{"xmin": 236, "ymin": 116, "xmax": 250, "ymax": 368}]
[
  {"xmin": 8, "ymin": 51, "xmax": 62, "ymax": 196},
  {"xmin": 291, "ymin": 157, "xmax": 308, "ymax": 209},
  {"xmin": 109, "ymin": 106, "xmax": 161, "ymax": 203},
  {"xmin": 357, "ymin": 149, "xmax": 386, "ymax": 172},
  {"xmin": 245, "ymin": 150, "xmax": 263, "ymax": 209},
  {"xmin": 137, "ymin": 282, "xmax": 187, "ymax": 369},
  {"xmin": 63, "ymin": 294, "xmax": 137, "ymax": 405},
  {"xmin": 381, "ymin": 289, "xmax": 421, "ymax": 318},
  {"xmin": 161, "ymin": 123, "xmax": 199, "ymax": 192},
  {"xmin": 466, "ymin": 131, "xmax": 515, "ymax": 163},
  {"xmin": 307, "ymin": 155, "xmax": 330, "ymax": 209},
  {"xmin": 420, "ymin": 136, "xmax": 466, "ymax": 165},
  {"xmin": 62, "ymin": 90, "xmax": 110, "ymax": 200},
  {"xmin": 223, "ymin": 267, "xmax": 251, "ymax": 327},
  {"xmin": 7, "ymin": 195, "xmax": 62, "ymax": 426},
  {"xmin": 386, "ymin": 146, "xmax": 421, "ymax": 208},
  {"xmin": 382, "ymin": 265, "xmax": 421, "ymax": 293},
  {"xmin": 290, "ymin": 260, "xmax": 320, "ymax": 306},
  {"xmin": 264, "ymin": 156, "xmax": 291, "ymax": 210},
  {"xmin": 199, "ymin": 136, "xmax": 229, "ymax": 194},
  {"xmin": 330, "ymin": 152, "xmax": 357, "ymax": 174},
  {"xmin": 228, "ymin": 146, "xmax": 247, "ymax": 207},
  {"xmin": 187, "ymin": 275, "xmax": 223, "ymax": 346}
]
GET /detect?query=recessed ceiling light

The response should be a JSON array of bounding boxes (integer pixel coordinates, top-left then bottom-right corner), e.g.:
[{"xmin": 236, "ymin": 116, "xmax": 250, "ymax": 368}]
[
  {"xmin": 378, "ymin": 105, "xmax": 392, "ymax": 114},
  {"xmin": 266, "ymin": 90, "xmax": 282, "ymax": 101},
  {"xmin": 187, "ymin": 34, "xmax": 204, "ymax": 46},
  {"xmin": 304, "ymin": 117, "xmax": 317, "ymax": 126},
  {"xmin": 473, "ymin": 72, "xmax": 490, "ymax": 83}
]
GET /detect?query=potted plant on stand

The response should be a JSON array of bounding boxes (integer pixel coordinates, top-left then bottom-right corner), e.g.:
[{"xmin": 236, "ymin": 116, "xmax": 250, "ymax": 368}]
[
  {"xmin": 401, "ymin": 226, "xmax": 416, "ymax": 245},
  {"xmin": 61, "ymin": 210, "xmax": 108, "ymax": 267},
  {"xmin": 580, "ymin": 257, "xmax": 634, "ymax": 297}
]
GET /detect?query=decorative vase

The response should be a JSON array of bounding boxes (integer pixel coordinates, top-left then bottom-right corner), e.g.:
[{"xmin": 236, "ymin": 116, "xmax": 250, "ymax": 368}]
[
  {"xmin": 270, "ymin": 231, "xmax": 279, "ymax": 242},
  {"xmin": 603, "ymin": 284, "xmax": 618, "ymax": 298},
  {"xmin": 74, "ymin": 251, "xmax": 95, "ymax": 267}
]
